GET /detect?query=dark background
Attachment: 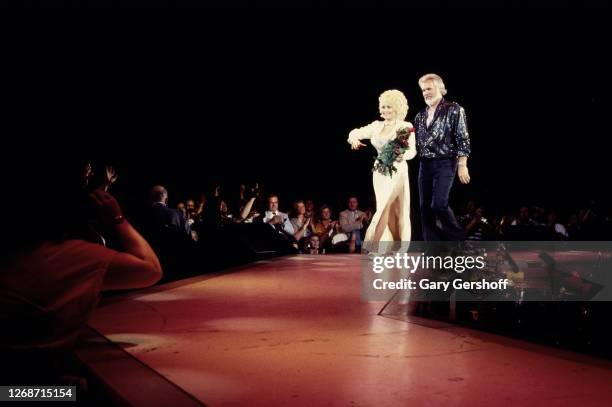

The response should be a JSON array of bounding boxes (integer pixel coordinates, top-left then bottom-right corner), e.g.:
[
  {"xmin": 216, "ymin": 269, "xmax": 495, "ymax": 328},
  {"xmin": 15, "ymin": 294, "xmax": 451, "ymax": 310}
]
[
  {"xmin": 10, "ymin": 1, "xmax": 611, "ymax": 8},
  {"xmin": 4, "ymin": 27, "xmax": 610, "ymax": 226}
]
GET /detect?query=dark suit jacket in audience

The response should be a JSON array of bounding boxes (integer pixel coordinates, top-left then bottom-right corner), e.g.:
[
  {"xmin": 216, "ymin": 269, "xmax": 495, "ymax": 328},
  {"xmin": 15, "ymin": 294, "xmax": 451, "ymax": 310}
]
[{"xmin": 149, "ymin": 202, "xmax": 191, "ymax": 236}]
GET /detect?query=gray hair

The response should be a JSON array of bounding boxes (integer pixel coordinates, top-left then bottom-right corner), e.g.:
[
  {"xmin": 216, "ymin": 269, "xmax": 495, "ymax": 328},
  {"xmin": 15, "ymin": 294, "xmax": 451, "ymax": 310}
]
[{"xmin": 418, "ymin": 73, "xmax": 448, "ymax": 96}]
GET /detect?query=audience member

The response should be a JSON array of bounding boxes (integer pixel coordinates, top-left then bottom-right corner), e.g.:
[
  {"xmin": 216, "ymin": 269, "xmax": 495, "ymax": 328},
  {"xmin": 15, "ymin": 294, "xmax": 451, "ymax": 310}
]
[
  {"xmin": 177, "ymin": 202, "xmax": 187, "ymax": 220},
  {"xmin": 339, "ymin": 196, "xmax": 369, "ymax": 253},
  {"xmin": 262, "ymin": 194, "xmax": 295, "ymax": 236},
  {"xmin": 144, "ymin": 186, "xmax": 194, "ymax": 280},
  {"xmin": 459, "ymin": 205, "xmax": 492, "ymax": 241},
  {"xmin": 291, "ymin": 200, "xmax": 314, "ymax": 249},
  {"xmin": 305, "ymin": 199, "xmax": 316, "ymax": 222},
  {"xmin": 1, "ymin": 167, "xmax": 161, "ymax": 384},
  {"xmin": 148, "ymin": 186, "xmax": 191, "ymax": 238},
  {"xmin": 313, "ymin": 205, "xmax": 342, "ymax": 251},
  {"xmin": 547, "ymin": 211, "xmax": 568, "ymax": 240}
]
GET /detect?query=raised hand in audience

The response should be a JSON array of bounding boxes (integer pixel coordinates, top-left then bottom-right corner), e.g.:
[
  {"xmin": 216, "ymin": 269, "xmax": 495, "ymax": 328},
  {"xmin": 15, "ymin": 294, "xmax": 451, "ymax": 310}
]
[
  {"xmin": 88, "ymin": 189, "xmax": 162, "ymax": 289},
  {"xmin": 103, "ymin": 165, "xmax": 118, "ymax": 192}
]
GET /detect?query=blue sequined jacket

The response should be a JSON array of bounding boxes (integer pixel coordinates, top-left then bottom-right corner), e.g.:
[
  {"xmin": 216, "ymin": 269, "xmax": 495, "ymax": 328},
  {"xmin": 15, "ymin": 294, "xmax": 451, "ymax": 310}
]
[{"xmin": 414, "ymin": 98, "xmax": 471, "ymax": 159}]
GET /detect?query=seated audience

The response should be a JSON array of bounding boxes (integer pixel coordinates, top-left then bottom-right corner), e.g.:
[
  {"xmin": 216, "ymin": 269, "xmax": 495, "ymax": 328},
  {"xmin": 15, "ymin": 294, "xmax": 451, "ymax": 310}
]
[
  {"xmin": 305, "ymin": 199, "xmax": 317, "ymax": 223},
  {"xmin": 459, "ymin": 205, "xmax": 492, "ymax": 241},
  {"xmin": 144, "ymin": 186, "xmax": 194, "ymax": 280},
  {"xmin": 313, "ymin": 205, "xmax": 343, "ymax": 252},
  {"xmin": 547, "ymin": 211, "xmax": 569, "ymax": 240},
  {"xmin": 148, "ymin": 186, "xmax": 191, "ymax": 237},
  {"xmin": 339, "ymin": 196, "xmax": 370, "ymax": 253},
  {"xmin": 291, "ymin": 200, "xmax": 314, "ymax": 250},
  {"xmin": 306, "ymin": 235, "xmax": 321, "ymax": 254},
  {"xmin": 177, "ymin": 202, "xmax": 187, "ymax": 220},
  {"xmin": 262, "ymin": 194, "xmax": 295, "ymax": 236}
]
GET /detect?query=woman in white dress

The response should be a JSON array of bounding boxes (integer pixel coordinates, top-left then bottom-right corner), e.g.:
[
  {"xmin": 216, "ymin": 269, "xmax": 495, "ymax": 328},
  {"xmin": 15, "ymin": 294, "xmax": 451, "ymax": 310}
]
[{"xmin": 347, "ymin": 90, "xmax": 416, "ymax": 253}]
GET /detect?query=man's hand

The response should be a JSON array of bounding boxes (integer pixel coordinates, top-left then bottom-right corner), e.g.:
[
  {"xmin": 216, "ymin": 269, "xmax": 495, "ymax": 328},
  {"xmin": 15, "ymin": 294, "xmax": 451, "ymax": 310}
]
[
  {"xmin": 270, "ymin": 215, "xmax": 283, "ymax": 225},
  {"xmin": 458, "ymin": 165, "xmax": 470, "ymax": 184},
  {"xmin": 356, "ymin": 212, "xmax": 371, "ymax": 222}
]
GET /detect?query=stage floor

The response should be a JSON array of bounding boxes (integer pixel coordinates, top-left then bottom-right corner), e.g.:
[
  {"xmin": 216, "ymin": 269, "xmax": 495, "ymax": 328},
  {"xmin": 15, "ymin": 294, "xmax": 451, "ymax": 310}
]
[{"xmin": 84, "ymin": 254, "xmax": 612, "ymax": 406}]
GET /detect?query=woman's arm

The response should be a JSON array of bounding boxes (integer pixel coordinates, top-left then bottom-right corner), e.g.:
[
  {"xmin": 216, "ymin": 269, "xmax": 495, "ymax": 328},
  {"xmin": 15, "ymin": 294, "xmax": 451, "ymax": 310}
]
[
  {"xmin": 348, "ymin": 121, "xmax": 377, "ymax": 149},
  {"xmin": 104, "ymin": 221, "xmax": 163, "ymax": 290},
  {"xmin": 88, "ymin": 189, "xmax": 162, "ymax": 290},
  {"xmin": 318, "ymin": 221, "xmax": 338, "ymax": 247},
  {"xmin": 239, "ymin": 197, "xmax": 256, "ymax": 221},
  {"xmin": 293, "ymin": 217, "xmax": 311, "ymax": 241}
]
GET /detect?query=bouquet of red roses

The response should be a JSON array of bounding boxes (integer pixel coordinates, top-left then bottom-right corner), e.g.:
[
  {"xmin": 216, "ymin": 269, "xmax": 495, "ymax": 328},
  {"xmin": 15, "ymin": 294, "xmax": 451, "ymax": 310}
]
[{"xmin": 372, "ymin": 126, "xmax": 415, "ymax": 177}]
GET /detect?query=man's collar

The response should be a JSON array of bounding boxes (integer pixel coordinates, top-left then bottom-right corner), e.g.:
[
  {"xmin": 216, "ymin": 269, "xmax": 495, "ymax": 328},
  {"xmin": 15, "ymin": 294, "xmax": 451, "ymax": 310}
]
[{"xmin": 426, "ymin": 97, "xmax": 446, "ymax": 113}]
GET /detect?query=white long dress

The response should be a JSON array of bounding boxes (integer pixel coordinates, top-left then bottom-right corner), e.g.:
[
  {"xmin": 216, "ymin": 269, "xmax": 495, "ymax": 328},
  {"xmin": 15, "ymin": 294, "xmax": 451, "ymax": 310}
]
[{"xmin": 348, "ymin": 120, "xmax": 417, "ymax": 253}]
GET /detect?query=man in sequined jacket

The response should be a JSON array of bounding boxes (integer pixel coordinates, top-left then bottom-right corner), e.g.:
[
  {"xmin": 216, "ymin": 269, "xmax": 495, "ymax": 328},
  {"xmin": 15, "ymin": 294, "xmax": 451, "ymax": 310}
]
[{"xmin": 414, "ymin": 73, "xmax": 471, "ymax": 241}]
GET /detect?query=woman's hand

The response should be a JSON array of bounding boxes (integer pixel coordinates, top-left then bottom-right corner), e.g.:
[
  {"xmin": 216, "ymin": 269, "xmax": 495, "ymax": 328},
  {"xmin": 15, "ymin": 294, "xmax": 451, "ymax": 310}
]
[
  {"xmin": 89, "ymin": 188, "xmax": 123, "ymax": 226},
  {"xmin": 248, "ymin": 211, "xmax": 260, "ymax": 220},
  {"xmin": 82, "ymin": 161, "xmax": 93, "ymax": 186},
  {"xmin": 328, "ymin": 221, "xmax": 339, "ymax": 231},
  {"xmin": 350, "ymin": 140, "xmax": 366, "ymax": 150},
  {"xmin": 309, "ymin": 219, "xmax": 318, "ymax": 233},
  {"xmin": 103, "ymin": 165, "xmax": 119, "ymax": 191}
]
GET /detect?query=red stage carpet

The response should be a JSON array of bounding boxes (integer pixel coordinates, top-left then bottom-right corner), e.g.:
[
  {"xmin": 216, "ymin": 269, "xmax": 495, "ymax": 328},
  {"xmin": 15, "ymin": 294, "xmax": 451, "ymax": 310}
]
[{"xmin": 79, "ymin": 254, "xmax": 612, "ymax": 406}]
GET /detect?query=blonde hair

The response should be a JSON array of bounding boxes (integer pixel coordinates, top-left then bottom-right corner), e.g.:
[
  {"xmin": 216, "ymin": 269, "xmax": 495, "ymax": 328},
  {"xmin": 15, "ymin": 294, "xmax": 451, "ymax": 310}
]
[
  {"xmin": 378, "ymin": 89, "xmax": 408, "ymax": 121},
  {"xmin": 418, "ymin": 73, "xmax": 448, "ymax": 96}
]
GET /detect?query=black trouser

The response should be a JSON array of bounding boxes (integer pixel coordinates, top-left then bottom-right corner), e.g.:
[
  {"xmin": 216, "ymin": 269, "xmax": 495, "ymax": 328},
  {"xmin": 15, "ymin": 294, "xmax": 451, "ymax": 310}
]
[{"xmin": 418, "ymin": 157, "xmax": 465, "ymax": 242}]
